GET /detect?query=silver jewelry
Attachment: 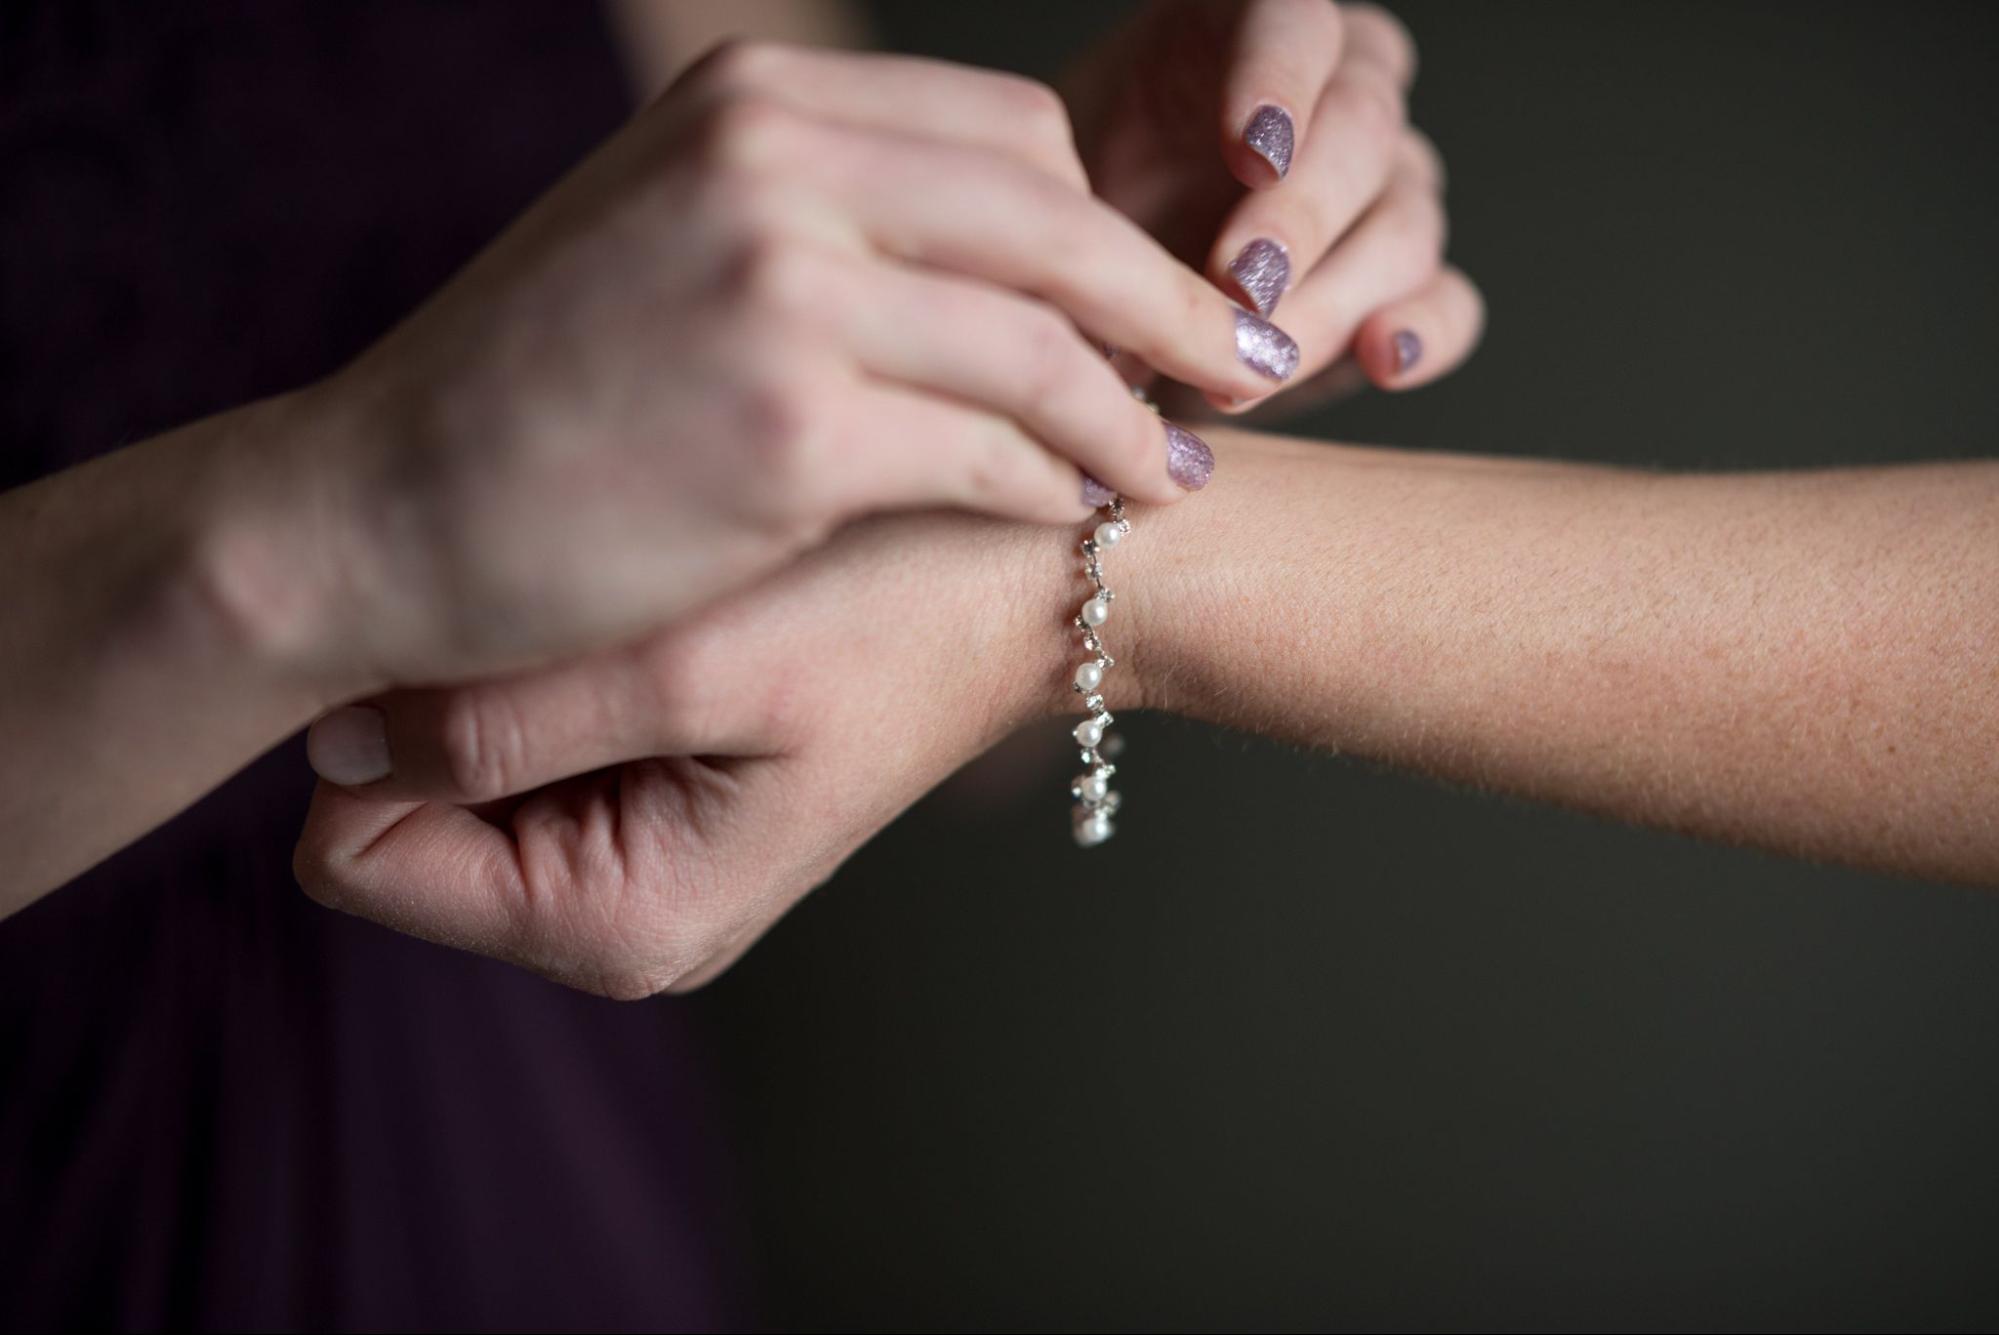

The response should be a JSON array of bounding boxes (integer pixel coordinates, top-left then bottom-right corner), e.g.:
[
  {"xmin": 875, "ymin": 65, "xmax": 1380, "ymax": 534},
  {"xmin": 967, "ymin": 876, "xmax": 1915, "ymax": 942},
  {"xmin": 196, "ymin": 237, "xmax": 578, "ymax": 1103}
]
[{"xmin": 1068, "ymin": 494, "xmax": 1129, "ymax": 847}]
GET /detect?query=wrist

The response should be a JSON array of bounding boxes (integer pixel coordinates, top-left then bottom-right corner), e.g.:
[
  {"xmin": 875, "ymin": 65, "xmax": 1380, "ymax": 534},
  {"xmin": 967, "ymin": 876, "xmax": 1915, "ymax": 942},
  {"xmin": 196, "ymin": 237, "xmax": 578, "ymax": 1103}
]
[
  {"xmin": 994, "ymin": 464, "xmax": 1211, "ymax": 730},
  {"xmin": 179, "ymin": 384, "xmax": 393, "ymax": 708},
  {"xmin": 1083, "ymin": 429, "xmax": 1330, "ymax": 725}
]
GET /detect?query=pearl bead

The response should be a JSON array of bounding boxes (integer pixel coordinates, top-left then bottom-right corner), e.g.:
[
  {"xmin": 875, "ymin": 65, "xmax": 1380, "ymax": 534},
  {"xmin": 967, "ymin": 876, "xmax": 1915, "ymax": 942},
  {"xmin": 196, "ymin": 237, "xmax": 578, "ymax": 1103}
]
[
  {"xmin": 1074, "ymin": 811, "xmax": 1114, "ymax": 847},
  {"xmin": 1079, "ymin": 773, "xmax": 1109, "ymax": 803},
  {"xmin": 1094, "ymin": 521, "xmax": 1123, "ymax": 550},
  {"xmin": 1081, "ymin": 596, "xmax": 1110, "ymax": 627},
  {"xmin": 1074, "ymin": 660, "xmax": 1104, "ymax": 691},
  {"xmin": 1074, "ymin": 718, "xmax": 1104, "ymax": 748}
]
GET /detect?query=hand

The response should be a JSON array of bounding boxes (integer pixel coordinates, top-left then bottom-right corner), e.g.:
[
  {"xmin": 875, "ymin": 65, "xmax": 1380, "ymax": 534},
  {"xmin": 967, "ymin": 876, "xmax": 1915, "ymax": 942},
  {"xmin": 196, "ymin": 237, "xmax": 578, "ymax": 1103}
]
[
  {"xmin": 296, "ymin": 40, "xmax": 1290, "ymax": 699},
  {"xmin": 1063, "ymin": 1, "xmax": 1483, "ymax": 404},
  {"xmin": 292, "ymin": 507, "xmax": 1072, "ymax": 998}
]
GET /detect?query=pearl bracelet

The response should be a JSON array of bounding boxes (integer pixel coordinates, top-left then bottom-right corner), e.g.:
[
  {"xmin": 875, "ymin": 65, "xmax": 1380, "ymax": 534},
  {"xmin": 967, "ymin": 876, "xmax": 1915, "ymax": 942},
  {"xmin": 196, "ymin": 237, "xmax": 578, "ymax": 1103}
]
[{"xmin": 1068, "ymin": 493, "xmax": 1130, "ymax": 847}]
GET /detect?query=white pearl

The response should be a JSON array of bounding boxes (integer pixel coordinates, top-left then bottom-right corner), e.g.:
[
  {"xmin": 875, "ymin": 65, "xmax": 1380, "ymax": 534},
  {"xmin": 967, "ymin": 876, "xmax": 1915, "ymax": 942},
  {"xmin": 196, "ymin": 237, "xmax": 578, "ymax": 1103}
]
[
  {"xmin": 1094, "ymin": 521, "xmax": 1123, "ymax": 550},
  {"xmin": 1074, "ymin": 718, "xmax": 1104, "ymax": 748},
  {"xmin": 1081, "ymin": 596, "xmax": 1110, "ymax": 627},
  {"xmin": 1074, "ymin": 661, "xmax": 1103, "ymax": 691},
  {"xmin": 1079, "ymin": 773, "xmax": 1109, "ymax": 803},
  {"xmin": 1074, "ymin": 811, "xmax": 1114, "ymax": 847}
]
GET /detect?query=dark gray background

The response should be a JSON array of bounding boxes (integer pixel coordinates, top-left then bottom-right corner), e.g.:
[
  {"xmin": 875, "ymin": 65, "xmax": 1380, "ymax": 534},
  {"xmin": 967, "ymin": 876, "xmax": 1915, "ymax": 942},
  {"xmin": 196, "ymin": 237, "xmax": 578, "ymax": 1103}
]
[{"xmin": 692, "ymin": 3, "xmax": 1999, "ymax": 1329}]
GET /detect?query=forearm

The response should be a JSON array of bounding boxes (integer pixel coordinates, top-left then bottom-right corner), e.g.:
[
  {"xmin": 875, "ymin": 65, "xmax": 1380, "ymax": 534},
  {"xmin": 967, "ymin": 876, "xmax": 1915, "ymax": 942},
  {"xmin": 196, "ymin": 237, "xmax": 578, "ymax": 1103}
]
[
  {"xmin": 1, "ymin": 390, "xmax": 373, "ymax": 914},
  {"xmin": 1106, "ymin": 431, "xmax": 1999, "ymax": 885}
]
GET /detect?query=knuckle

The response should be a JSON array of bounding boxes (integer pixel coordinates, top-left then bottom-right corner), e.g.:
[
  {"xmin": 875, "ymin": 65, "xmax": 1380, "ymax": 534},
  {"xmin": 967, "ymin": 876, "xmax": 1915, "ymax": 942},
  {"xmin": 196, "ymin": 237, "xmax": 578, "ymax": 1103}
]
[
  {"xmin": 1012, "ymin": 305, "xmax": 1086, "ymax": 405},
  {"xmin": 1345, "ymin": 4, "xmax": 1420, "ymax": 83},
  {"xmin": 438, "ymin": 689, "xmax": 525, "ymax": 803},
  {"xmin": 1399, "ymin": 126, "xmax": 1447, "ymax": 192},
  {"xmin": 688, "ymin": 37, "xmax": 789, "ymax": 97},
  {"xmin": 1396, "ymin": 184, "xmax": 1448, "ymax": 258},
  {"xmin": 692, "ymin": 92, "xmax": 804, "ymax": 175},
  {"xmin": 636, "ymin": 634, "xmax": 710, "ymax": 730},
  {"xmin": 697, "ymin": 174, "xmax": 796, "ymax": 256},
  {"xmin": 1280, "ymin": 0, "xmax": 1343, "ymax": 43},
  {"xmin": 727, "ymin": 234, "xmax": 833, "ymax": 318},
  {"xmin": 962, "ymin": 419, "xmax": 1027, "ymax": 504},
  {"xmin": 734, "ymin": 368, "xmax": 833, "ymax": 525},
  {"xmin": 1332, "ymin": 69, "xmax": 1406, "ymax": 143},
  {"xmin": 999, "ymin": 73, "xmax": 1075, "ymax": 144},
  {"xmin": 290, "ymin": 834, "xmax": 346, "ymax": 910}
]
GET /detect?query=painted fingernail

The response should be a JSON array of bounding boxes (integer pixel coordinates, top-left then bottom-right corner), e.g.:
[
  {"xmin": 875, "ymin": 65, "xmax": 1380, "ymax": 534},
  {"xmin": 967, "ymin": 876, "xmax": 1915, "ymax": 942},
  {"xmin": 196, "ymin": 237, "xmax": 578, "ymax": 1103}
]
[
  {"xmin": 1235, "ymin": 308, "xmax": 1300, "ymax": 381},
  {"xmin": 1164, "ymin": 420, "xmax": 1215, "ymax": 491},
  {"xmin": 1081, "ymin": 473, "xmax": 1118, "ymax": 508},
  {"xmin": 1243, "ymin": 105, "xmax": 1294, "ymax": 178},
  {"xmin": 306, "ymin": 705, "xmax": 391, "ymax": 786},
  {"xmin": 1227, "ymin": 237, "xmax": 1290, "ymax": 317},
  {"xmin": 1392, "ymin": 329, "xmax": 1424, "ymax": 374}
]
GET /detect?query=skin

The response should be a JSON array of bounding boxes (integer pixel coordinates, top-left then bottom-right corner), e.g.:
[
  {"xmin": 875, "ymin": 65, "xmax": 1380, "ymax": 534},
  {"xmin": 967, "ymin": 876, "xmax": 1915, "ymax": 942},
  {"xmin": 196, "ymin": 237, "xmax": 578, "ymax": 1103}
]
[
  {"xmin": 1062, "ymin": 0, "xmax": 1484, "ymax": 407},
  {"xmin": 3, "ymin": 5, "xmax": 1476, "ymax": 918},
  {"xmin": 292, "ymin": 432, "xmax": 1999, "ymax": 998},
  {"xmin": 0, "ymin": 41, "xmax": 1318, "ymax": 914}
]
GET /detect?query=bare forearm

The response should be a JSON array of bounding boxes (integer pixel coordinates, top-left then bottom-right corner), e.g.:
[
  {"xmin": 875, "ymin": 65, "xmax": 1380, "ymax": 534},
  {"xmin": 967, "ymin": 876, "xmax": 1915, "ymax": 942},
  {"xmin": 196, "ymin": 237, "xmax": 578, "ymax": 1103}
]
[
  {"xmin": 1111, "ymin": 431, "xmax": 1999, "ymax": 885},
  {"xmin": 0, "ymin": 391, "xmax": 370, "ymax": 913}
]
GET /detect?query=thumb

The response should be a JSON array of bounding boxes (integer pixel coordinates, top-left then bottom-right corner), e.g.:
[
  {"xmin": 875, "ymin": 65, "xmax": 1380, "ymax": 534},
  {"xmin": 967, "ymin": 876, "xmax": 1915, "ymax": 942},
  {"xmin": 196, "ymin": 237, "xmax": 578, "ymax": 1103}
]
[{"xmin": 305, "ymin": 638, "xmax": 770, "ymax": 806}]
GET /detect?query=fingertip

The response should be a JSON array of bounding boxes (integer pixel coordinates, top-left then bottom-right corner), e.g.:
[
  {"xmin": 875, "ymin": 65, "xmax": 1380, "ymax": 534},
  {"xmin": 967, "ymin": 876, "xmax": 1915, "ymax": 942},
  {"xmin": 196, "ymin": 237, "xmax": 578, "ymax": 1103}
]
[
  {"xmin": 1355, "ymin": 315, "xmax": 1427, "ymax": 390},
  {"xmin": 1222, "ymin": 236, "xmax": 1291, "ymax": 318},
  {"xmin": 306, "ymin": 705, "xmax": 392, "ymax": 787},
  {"xmin": 1163, "ymin": 419, "xmax": 1215, "ymax": 492},
  {"xmin": 1203, "ymin": 388, "xmax": 1271, "ymax": 416},
  {"xmin": 1231, "ymin": 103, "xmax": 1295, "ymax": 187}
]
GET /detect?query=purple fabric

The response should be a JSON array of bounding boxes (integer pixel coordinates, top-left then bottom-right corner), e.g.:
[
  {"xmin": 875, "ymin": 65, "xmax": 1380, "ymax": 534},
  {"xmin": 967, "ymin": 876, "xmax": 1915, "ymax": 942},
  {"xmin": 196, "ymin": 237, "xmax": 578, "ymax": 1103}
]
[{"xmin": 0, "ymin": 4, "xmax": 748, "ymax": 1328}]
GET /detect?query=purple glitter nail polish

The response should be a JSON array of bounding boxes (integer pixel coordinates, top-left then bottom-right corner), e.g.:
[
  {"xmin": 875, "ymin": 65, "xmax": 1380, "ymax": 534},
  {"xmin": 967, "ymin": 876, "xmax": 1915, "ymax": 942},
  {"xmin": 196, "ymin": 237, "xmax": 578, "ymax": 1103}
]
[
  {"xmin": 1164, "ymin": 421, "xmax": 1214, "ymax": 491},
  {"xmin": 1243, "ymin": 105, "xmax": 1294, "ymax": 178},
  {"xmin": 1234, "ymin": 308, "xmax": 1300, "ymax": 381},
  {"xmin": 1392, "ymin": 329, "xmax": 1424, "ymax": 373},
  {"xmin": 1227, "ymin": 237, "xmax": 1290, "ymax": 317},
  {"xmin": 1081, "ymin": 473, "xmax": 1117, "ymax": 508}
]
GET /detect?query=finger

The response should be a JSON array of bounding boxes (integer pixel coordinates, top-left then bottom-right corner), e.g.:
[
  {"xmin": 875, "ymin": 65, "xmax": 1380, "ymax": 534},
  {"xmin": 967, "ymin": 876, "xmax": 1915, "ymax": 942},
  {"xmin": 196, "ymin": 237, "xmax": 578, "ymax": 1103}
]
[
  {"xmin": 1352, "ymin": 264, "xmax": 1485, "ymax": 391},
  {"xmin": 305, "ymin": 631, "xmax": 778, "ymax": 805},
  {"xmin": 1209, "ymin": 62, "xmax": 1406, "ymax": 319},
  {"xmin": 1219, "ymin": 0, "xmax": 1346, "ymax": 186},
  {"xmin": 801, "ymin": 251, "xmax": 1191, "ymax": 505},
  {"xmin": 675, "ymin": 40, "xmax": 1090, "ymax": 191},
  {"xmin": 1339, "ymin": 3, "xmax": 1420, "ymax": 89},
  {"xmin": 779, "ymin": 117, "xmax": 1303, "ymax": 397},
  {"xmin": 1219, "ymin": 160, "xmax": 1445, "ymax": 399},
  {"xmin": 295, "ymin": 761, "xmax": 742, "ymax": 999},
  {"xmin": 1396, "ymin": 125, "xmax": 1447, "ymax": 194},
  {"xmin": 825, "ymin": 382, "xmax": 1108, "ymax": 523},
  {"xmin": 294, "ymin": 784, "xmax": 530, "ymax": 965}
]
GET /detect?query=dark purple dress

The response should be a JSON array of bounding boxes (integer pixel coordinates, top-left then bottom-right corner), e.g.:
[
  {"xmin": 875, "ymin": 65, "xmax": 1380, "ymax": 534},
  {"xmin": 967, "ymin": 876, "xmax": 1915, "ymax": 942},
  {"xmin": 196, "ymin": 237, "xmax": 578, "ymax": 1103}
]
[{"xmin": 0, "ymin": 5, "xmax": 749, "ymax": 1328}]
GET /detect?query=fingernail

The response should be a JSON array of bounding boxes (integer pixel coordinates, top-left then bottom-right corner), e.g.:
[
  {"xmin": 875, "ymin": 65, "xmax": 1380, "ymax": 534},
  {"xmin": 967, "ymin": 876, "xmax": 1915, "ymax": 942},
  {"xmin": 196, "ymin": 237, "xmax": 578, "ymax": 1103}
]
[
  {"xmin": 1235, "ymin": 308, "xmax": 1300, "ymax": 381},
  {"xmin": 1392, "ymin": 329, "xmax": 1424, "ymax": 373},
  {"xmin": 1243, "ymin": 105, "xmax": 1294, "ymax": 178},
  {"xmin": 1081, "ymin": 473, "xmax": 1117, "ymax": 508},
  {"xmin": 1227, "ymin": 237, "xmax": 1290, "ymax": 316},
  {"xmin": 307, "ymin": 705, "xmax": 391, "ymax": 785},
  {"xmin": 1164, "ymin": 420, "xmax": 1214, "ymax": 491}
]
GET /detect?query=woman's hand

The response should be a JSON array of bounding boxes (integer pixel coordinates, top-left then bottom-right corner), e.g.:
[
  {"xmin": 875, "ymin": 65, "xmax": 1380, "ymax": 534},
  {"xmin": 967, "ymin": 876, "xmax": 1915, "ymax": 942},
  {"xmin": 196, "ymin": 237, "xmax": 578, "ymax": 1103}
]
[
  {"xmin": 304, "ymin": 40, "xmax": 1290, "ymax": 696},
  {"xmin": 1063, "ymin": 1, "xmax": 1483, "ymax": 405},
  {"xmin": 293, "ymin": 508, "xmax": 1070, "ymax": 998}
]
